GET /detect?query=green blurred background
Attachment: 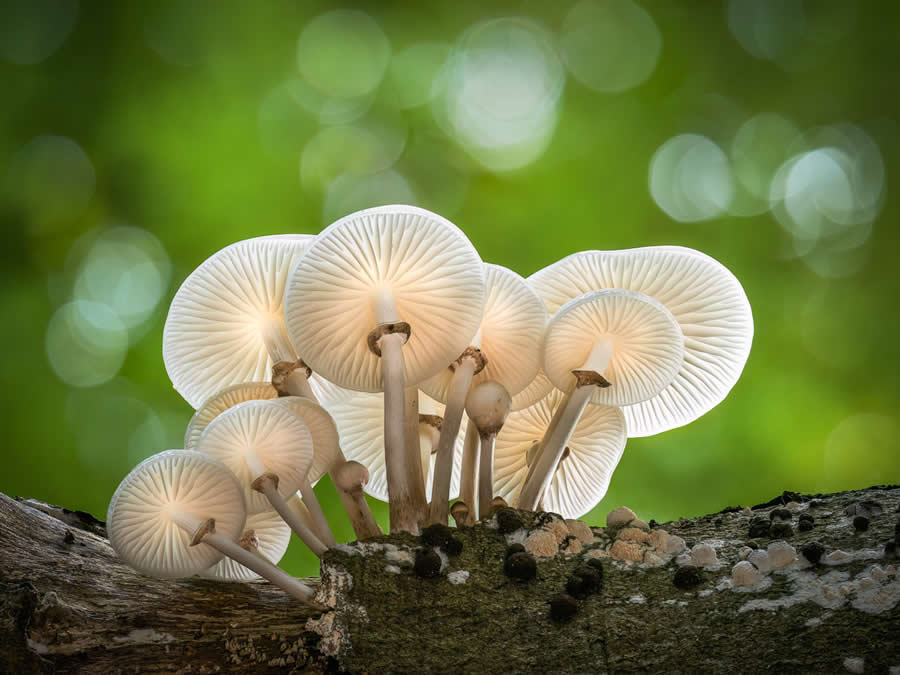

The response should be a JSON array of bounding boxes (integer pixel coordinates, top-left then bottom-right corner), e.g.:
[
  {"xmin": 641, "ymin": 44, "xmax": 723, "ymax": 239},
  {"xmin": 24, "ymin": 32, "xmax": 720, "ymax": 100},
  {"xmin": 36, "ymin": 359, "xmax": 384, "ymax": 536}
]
[{"xmin": 2, "ymin": 0, "xmax": 898, "ymax": 577}]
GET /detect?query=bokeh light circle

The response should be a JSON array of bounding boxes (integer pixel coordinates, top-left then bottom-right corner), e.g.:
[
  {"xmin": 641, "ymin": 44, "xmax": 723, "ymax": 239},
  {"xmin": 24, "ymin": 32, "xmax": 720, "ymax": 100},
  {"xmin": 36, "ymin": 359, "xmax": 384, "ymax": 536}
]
[
  {"xmin": 561, "ymin": 0, "xmax": 662, "ymax": 93},
  {"xmin": 322, "ymin": 169, "xmax": 416, "ymax": 224},
  {"xmin": 649, "ymin": 134, "xmax": 734, "ymax": 222},
  {"xmin": 297, "ymin": 10, "xmax": 391, "ymax": 100},
  {"xmin": 46, "ymin": 300, "xmax": 129, "ymax": 387},
  {"xmin": 385, "ymin": 42, "xmax": 452, "ymax": 110}
]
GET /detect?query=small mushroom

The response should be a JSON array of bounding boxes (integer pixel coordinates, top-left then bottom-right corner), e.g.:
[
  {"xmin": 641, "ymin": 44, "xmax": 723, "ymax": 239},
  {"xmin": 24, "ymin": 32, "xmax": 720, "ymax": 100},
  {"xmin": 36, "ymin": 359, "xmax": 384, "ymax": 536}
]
[
  {"xmin": 450, "ymin": 501, "xmax": 470, "ymax": 528},
  {"xmin": 518, "ymin": 289, "xmax": 683, "ymax": 510},
  {"xmin": 107, "ymin": 450, "xmax": 316, "ymax": 603},
  {"xmin": 332, "ymin": 460, "xmax": 382, "ymax": 540},
  {"xmin": 195, "ymin": 400, "xmax": 327, "ymax": 557},
  {"xmin": 163, "ymin": 235, "xmax": 319, "ymax": 409},
  {"xmin": 284, "ymin": 205, "xmax": 485, "ymax": 533},
  {"xmin": 465, "ymin": 381, "xmax": 513, "ymax": 520}
]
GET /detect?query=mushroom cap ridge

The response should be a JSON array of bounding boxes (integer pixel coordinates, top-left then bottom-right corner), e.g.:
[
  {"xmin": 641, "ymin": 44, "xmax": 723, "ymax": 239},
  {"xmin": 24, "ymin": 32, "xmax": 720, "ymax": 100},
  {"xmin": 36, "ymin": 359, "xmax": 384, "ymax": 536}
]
[{"xmin": 107, "ymin": 449, "xmax": 246, "ymax": 579}]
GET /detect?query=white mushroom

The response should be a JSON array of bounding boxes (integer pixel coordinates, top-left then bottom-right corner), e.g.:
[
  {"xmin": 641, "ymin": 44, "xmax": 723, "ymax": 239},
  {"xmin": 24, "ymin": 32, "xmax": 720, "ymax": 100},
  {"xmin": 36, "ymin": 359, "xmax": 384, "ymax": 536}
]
[
  {"xmin": 494, "ymin": 389, "xmax": 626, "ymax": 519},
  {"xmin": 163, "ymin": 235, "xmax": 321, "ymax": 409},
  {"xmin": 517, "ymin": 289, "xmax": 683, "ymax": 510},
  {"xmin": 107, "ymin": 450, "xmax": 315, "ymax": 603},
  {"xmin": 464, "ymin": 381, "xmax": 512, "ymax": 520},
  {"xmin": 201, "ymin": 509, "xmax": 291, "ymax": 582},
  {"xmin": 195, "ymin": 400, "xmax": 327, "ymax": 557},
  {"xmin": 528, "ymin": 247, "xmax": 753, "ymax": 436},
  {"xmin": 184, "ymin": 381, "xmax": 278, "ymax": 450},
  {"xmin": 331, "ymin": 460, "xmax": 382, "ymax": 540},
  {"xmin": 284, "ymin": 205, "xmax": 485, "ymax": 532},
  {"xmin": 422, "ymin": 264, "xmax": 546, "ymax": 524}
]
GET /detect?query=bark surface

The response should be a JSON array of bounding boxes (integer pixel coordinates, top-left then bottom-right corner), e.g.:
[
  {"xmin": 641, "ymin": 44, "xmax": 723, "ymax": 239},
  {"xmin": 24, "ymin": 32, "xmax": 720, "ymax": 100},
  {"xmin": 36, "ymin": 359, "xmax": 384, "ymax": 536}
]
[{"xmin": 1, "ymin": 486, "xmax": 898, "ymax": 673}]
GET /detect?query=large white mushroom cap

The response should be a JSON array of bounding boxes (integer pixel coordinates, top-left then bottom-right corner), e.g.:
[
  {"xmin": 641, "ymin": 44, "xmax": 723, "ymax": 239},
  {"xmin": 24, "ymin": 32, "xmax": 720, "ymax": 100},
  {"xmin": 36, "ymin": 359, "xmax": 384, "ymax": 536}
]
[
  {"xmin": 284, "ymin": 205, "xmax": 486, "ymax": 392},
  {"xmin": 543, "ymin": 289, "xmax": 684, "ymax": 407},
  {"xmin": 269, "ymin": 396, "xmax": 341, "ymax": 485},
  {"xmin": 200, "ymin": 509, "xmax": 291, "ymax": 582},
  {"xmin": 421, "ymin": 263, "xmax": 547, "ymax": 402},
  {"xmin": 196, "ymin": 400, "xmax": 315, "ymax": 515},
  {"xmin": 163, "ymin": 235, "xmax": 315, "ymax": 409},
  {"xmin": 320, "ymin": 387, "xmax": 466, "ymax": 502},
  {"xmin": 107, "ymin": 450, "xmax": 246, "ymax": 579},
  {"xmin": 184, "ymin": 382, "xmax": 278, "ymax": 450},
  {"xmin": 494, "ymin": 391, "xmax": 627, "ymax": 519},
  {"xmin": 510, "ymin": 369, "xmax": 555, "ymax": 412},
  {"xmin": 529, "ymin": 247, "xmax": 753, "ymax": 436}
]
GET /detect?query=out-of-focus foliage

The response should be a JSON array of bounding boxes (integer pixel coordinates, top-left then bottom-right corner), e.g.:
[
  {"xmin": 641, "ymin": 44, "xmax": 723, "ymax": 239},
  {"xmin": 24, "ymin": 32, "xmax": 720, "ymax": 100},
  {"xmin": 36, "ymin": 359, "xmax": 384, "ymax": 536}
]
[{"xmin": 1, "ymin": 1, "xmax": 897, "ymax": 577}]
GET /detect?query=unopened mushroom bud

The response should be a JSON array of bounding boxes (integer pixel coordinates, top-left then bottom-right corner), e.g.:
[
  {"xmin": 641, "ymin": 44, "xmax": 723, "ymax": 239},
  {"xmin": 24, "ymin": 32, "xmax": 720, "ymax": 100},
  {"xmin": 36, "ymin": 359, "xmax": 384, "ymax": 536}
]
[
  {"xmin": 450, "ymin": 501, "xmax": 470, "ymax": 528},
  {"xmin": 107, "ymin": 450, "xmax": 317, "ymax": 604},
  {"xmin": 465, "ymin": 381, "xmax": 512, "ymax": 520},
  {"xmin": 333, "ymin": 460, "xmax": 382, "ymax": 540},
  {"xmin": 490, "ymin": 496, "xmax": 508, "ymax": 513}
]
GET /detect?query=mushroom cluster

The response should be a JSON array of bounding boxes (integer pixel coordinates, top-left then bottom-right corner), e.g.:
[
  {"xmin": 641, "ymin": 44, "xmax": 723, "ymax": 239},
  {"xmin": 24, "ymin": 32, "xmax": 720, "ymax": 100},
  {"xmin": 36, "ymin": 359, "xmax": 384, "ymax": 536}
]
[{"xmin": 107, "ymin": 204, "xmax": 753, "ymax": 604}]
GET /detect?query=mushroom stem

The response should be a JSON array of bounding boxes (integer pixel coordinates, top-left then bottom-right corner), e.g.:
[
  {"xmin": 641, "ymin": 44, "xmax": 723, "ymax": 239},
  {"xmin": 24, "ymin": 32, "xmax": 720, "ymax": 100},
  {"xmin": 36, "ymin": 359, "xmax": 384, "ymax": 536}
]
[
  {"xmin": 519, "ymin": 390, "xmax": 572, "ymax": 493},
  {"xmin": 260, "ymin": 315, "xmax": 296, "ymax": 363},
  {"xmin": 379, "ymin": 331, "xmax": 418, "ymax": 533},
  {"xmin": 201, "ymin": 527, "xmax": 319, "ymax": 605},
  {"xmin": 297, "ymin": 477, "xmax": 336, "ymax": 548},
  {"xmin": 404, "ymin": 386, "xmax": 428, "ymax": 525},
  {"xmin": 428, "ymin": 357, "xmax": 477, "ymax": 525},
  {"xmin": 252, "ymin": 473, "xmax": 327, "ymax": 557},
  {"xmin": 332, "ymin": 459, "xmax": 383, "ymax": 540},
  {"xmin": 458, "ymin": 422, "xmax": 480, "ymax": 525},
  {"xmin": 517, "ymin": 340, "xmax": 613, "ymax": 511},
  {"xmin": 477, "ymin": 432, "xmax": 498, "ymax": 521}
]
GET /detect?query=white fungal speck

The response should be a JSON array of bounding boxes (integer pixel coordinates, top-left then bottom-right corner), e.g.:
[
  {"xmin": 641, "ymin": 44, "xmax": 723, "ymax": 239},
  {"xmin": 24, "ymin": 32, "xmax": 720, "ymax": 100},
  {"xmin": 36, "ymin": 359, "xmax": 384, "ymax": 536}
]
[
  {"xmin": 732, "ymin": 561, "xmax": 762, "ymax": 587},
  {"xmin": 690, "ymin": 543, "xmax": 718, "ymax": 567},
  {"xmin": 504, "ymin": 528, "xmax": 528, "ymax": 545},
  {"xmin": 698, "ymin": 589, "xmax": 714, "ymax": 597},
  {"xmin": 628, "ymin": 593, "xmax": 646, "ymax": 604},
  {"xmin": 112, "ymin": 629, "xmax": 175, "ymax": 644},
  {"xmin": 747, "ymin": 550, "xmax": 772, "ymax": 573},
  {"xmin": 384, "ymin": 565, "xmax": 402, "ymax": 574},
  {"xmin": 447, "ymin": 570, "xmax": 470, "ymax": 585},
  {"xmin": 843, "ymin": 656, "xmax": 864, "ymax": 673},
  {"xmin": 766, "ymin": 541, "xmax": 797, "ymax": 568},
  {"xmin": 384, "ymin": 547, "xmax": 413, "ymax": 565}
]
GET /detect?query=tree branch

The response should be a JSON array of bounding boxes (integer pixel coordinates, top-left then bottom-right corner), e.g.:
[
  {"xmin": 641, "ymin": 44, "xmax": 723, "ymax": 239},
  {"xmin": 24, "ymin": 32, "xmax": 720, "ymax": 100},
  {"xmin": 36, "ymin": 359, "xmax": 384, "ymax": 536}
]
[{"xmin": 1, "ymin": 487, "xmax": 898, "ymax": 673}]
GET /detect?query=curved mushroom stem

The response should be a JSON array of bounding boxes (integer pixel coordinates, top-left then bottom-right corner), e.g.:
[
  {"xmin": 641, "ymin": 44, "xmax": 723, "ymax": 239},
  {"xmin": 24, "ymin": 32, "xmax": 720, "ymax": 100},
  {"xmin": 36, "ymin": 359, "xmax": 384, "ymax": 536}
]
[
  {"xmin": 404, "ymin": 386, "xmax": 428, "ymax": 525},
  {"xmin": 171, "ymin": 512, "xmax": 319, "ymax": 605},
  {"xmin": 458, "ymin": 422, "xmax": 480, "ymax": 525},
  {"xmin": 428, "ymin": 355, "xmax": 478, "ymax": 525},
  {"xmin": 517, "ymin": 339, "xmax": 613, "ymax": 511},
  {"xmin": 297, "ymin": 477, "xmax": 336, "ymax": 548},
  {"xmin": 518, "ymin": 391, "xmax": 572, "ymax": 494},
  {"xmin": 252, "ymin": 473, "xmax": 327, "ymax": 557},
  {"xmin": 477, "ymin": 432, "xmax": 498, "ymax": 521},
  {"xmin": 332, "ymin": 459, "xmax": 382, "ymax": 540},
  {"xmin": 330, "ymin": 456, "xmax": 382, "ymax": 540}
]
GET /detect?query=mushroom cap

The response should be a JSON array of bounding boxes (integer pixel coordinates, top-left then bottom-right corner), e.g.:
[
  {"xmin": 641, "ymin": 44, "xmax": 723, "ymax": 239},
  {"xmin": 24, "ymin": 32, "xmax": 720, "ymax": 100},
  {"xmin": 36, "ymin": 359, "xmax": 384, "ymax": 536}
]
[
  {"xmin": 510, "ymin": 369, "xmax": 555, "ymax": 412},
  {"xmin": 284, "ymin": 205, "xmax": 485, "ymax": 392},
  {"xmin": 200, "ymin": 509, "xmax": 291, "ymax": 582},
  {"xmin": 465, "ymin": 381, "xmax": 512, "ymax": 434},
  {"xmin": 163, "ymin": 235, "xmax": 315, "ymax": 409},
  {"xmin": 494, "ymin": 390, "xmax": 627, "ymax": 519},
  {"xmin": 268, "ymin": 396, "xmax": 341, "ymax": 485},
  {"xmin": 529, "ymin": 247, "xmax": 753, "ymax": 436},
  {"xmin": 543, "ymin": 289, "xmax": 684, "ymax": 407},
  {"xmin": 320, "ymin": 386, "xmax": 466, "ymax": 502},
  {"xmin": 184, "ymin": 382, "xmax": 278, "ymax": 450},
  {"xmin": 107, "ymin": 449, "xmax": 246, "ymax": 579},
  {"xmin": 195, "ymin": 400, "xmax": 315, "ymax": 514},
  {"xmin": 421, "ymin": 263, "xmax": 547, "ymax": 402}
]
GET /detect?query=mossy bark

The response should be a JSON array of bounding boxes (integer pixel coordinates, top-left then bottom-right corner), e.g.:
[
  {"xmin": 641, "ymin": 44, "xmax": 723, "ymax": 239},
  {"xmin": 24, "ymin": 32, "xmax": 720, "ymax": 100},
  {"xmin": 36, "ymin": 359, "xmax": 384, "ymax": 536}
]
[{"xmin": 1, "ymin": 487, "xmax": 898, "ymax": 673}]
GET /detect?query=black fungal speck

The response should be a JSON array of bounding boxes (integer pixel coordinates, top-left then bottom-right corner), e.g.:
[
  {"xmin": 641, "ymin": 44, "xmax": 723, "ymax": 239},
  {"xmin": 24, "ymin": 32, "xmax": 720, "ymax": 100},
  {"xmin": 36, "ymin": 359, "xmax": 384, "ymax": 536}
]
[
  {"xmin": 799, "ymin": 513, "xmax": 814, "ymax": 523},
  {"xmin": 770, "ymin": 508, "xmax": 792, "ymax": 522},
  {"xmin": 548, "ymin": 594, "xmax": 579, "ymax": 621},
  {"xmin": 585, "ymin": 557, "xmax": 605, "ymax": 574},
  {"xmin": 496, "ymin": 508, "xmax": 523, "ymax": 534},
  {"xmin": 714, "ymin": 518, "xmax": 723, "ymax": 527},
  {"xmin": 505, "ymin": 543, "xmax": 526, "ymax": 559},
  {"xmin": 748, "ymin": 516, "xmax": 770, "ymax": 539},
  {"xmin": 63, "ymin": 530, "xmax": 74, "ymax": 545},
  {"xmin": 798, "ymin": 520, "xmax": 814, "ymax": 532},
  {"xmin": 648, "ymin": 519, "xmax": 658, "ymax": 528},
  {"xmin": 413, "ymin": 548, "xmax": 442, "ymax": 578},
  {"xmin": 770, "ymin": 522, "xmax": 794, "ymax": 538},
  {"xmin": 440, "ymin": 537, "xmax": 463, "ymax": 557},
  {"xmin": 809, "ymin": 500, "xmax": 822, "ymax": 508},
  {"xmin": 885, "ymin": 541, "xmax": 898, "ymax": 559},
  {"xmin": 566, "ymin": 574, "xmax": 591, "ymax": 598},
  {"xmin": 420, "ymin": 523, "xmax": 452, "ymax": 547},
  {"xmin": 853, "ymin": 516, "xmax": 869, "ymax": 532},
  {"xmin": 504, "ymin": 552, "xmax": 537, "ymax": 581},
  {"xmin": 801, "ymin": 541, "xmax": 825, "ymax": 564},
  {"xmin": 894, "ymin": 519, "xmax": 900, "ymax": 537},
  {"xmin": 673, "ymin": 565, "xmax": 702, "ymax": 589},
  {"xmin": 572, "ymin": 565, "xmax": 602, "ymax": 594},
  {"xmin": 744, "ymin": 540, "xmax": 759, "ymax": 549}
]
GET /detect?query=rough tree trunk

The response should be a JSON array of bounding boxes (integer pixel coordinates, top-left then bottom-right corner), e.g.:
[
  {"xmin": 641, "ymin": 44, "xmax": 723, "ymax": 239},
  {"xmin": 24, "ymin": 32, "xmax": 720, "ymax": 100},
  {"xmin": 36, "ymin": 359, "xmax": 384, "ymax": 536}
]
[{"xmin": 1, "ymin": 486, "xmax": 898, "ymax": 673}]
